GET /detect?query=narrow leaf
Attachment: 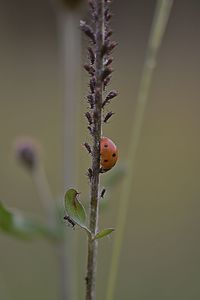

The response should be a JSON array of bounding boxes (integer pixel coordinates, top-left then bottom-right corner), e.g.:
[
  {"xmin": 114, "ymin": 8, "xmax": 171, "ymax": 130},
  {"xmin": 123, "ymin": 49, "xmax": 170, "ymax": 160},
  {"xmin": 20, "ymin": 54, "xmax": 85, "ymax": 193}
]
[
  {"xmin": 0, "ymin": 202, "xmax": 58, "ymax": 241},
  {"xmin": 95, "ymin": 228, "xmax": 114, "ymax": 240}
]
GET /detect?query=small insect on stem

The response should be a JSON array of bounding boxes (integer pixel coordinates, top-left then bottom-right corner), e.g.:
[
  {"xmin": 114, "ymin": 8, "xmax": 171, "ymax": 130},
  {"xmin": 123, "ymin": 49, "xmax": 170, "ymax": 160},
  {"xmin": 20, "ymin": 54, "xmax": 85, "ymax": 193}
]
[
  {"xmin": 64, "ymin": 215, "xmax": 76, "ymax": 228},
  {"xmin": 100, "ymin": 188, "xmax": 106, "ymax": 198}
]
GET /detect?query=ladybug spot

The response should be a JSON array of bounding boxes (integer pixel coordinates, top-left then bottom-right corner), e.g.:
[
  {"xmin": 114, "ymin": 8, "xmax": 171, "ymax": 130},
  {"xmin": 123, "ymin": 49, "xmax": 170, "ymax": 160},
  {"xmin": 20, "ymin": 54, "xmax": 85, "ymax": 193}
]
[
  {"xmin": 112, "ymin": 153, "xmax": 116, "ymax": 157},
  {"xmin": 104, "ymin": 159, "xmax": 109, "ymax": 162},
  {"xmin": 104, "ymin": 144, "xmax": 108, "ymax": 147}
]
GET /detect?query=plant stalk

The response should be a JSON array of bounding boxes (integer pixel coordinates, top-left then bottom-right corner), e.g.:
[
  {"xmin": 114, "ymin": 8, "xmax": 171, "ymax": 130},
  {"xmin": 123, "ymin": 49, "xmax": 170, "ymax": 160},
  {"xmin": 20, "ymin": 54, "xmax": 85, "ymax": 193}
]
[
  {"xmin": 86, "ymin": 1, "xmax": 104, "ymax": 299},
  {"xmin": 57, "ymin": 8, "xmax": 82, "ymax": 300},
  {"xmin": 32, "ymin": 163, "xmax": 56, "ymax": 227},
  {"xmin": 106, "ymin": 1, "xmax": 174, "ymax": 299}
]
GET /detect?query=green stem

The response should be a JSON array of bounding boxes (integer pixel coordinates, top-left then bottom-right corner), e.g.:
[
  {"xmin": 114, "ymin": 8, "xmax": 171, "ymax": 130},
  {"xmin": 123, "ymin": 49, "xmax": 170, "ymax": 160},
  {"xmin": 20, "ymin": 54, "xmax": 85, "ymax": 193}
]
[
  {"xmin": 106, "ymin": 1, "xmax": 174, "ymax": 299},
  {"xmin": 32, "ymin": 164, "xmax": 56, "ymax": 227},
  {"xmin": 32, "ymin": 161, "xmax": 70, "ymax": 300}
]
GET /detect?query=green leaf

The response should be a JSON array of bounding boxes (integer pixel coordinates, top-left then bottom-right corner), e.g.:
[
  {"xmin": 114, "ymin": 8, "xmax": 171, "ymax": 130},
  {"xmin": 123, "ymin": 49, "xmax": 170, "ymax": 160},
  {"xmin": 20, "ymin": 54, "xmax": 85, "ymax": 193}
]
[
  {"xmin": 0, "ymin": 202, "xmax": 59, "ymax": 241},
  {"xmin": 64, "ymin": 188, "xmax": 87, "ymax": 227},
  {"xmin": 95, "ymin": 228, "xmax": 114, "ymax": 240}
]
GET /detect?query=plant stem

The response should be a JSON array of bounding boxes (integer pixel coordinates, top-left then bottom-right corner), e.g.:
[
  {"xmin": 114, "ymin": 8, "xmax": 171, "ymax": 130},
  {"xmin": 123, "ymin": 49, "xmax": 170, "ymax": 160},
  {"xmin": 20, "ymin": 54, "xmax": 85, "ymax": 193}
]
[
  {"xmin": 32, "ymin": 161, "xmax": 71, "ymax": 300},
  {"xmin": 86, "ymin": 1, "xmax": 104, "ymax": 299},
  {"xmin": 106, "ymin": 1, "xmax": 174, "ymax": 299},
  {"xmin": 32, "ymin": 164, "xmax": 56, "ymax": 227},
  {"xmin": 58, "ymin": 10, "xmax": 81, "ymax": 188},
  {"xmin": 57, "ymin": 9, "xmax": 82, "ymax": 300}
]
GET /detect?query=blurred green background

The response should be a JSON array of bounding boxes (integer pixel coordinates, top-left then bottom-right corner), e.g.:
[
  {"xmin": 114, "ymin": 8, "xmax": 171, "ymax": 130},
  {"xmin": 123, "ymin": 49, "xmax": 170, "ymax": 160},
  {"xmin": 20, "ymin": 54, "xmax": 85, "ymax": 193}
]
[{"xmin": 0, "ymin": 0, "xmax": 200, "ymax": 299}]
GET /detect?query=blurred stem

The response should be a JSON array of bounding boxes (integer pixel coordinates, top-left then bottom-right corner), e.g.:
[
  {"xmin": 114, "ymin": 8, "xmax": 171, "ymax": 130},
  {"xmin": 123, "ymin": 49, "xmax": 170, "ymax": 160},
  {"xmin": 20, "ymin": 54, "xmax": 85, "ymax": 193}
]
[
  {"xmin": 106, "ymin": 1, "xmax": 174, "ymax": 299},
  {"xmin": 32, "ymin": 164, "xmax": 56, "ymax": 227},
  {"xmin": 56, "ymin": 7, "xmax": 81, "ymax": 300},
  {"xmin": 32, "ymin": 162, "xmax": 69, "ymax": 300},
  {"xmin": 58, "ymin": 10, "xmax": 81, "ymax": 188}
]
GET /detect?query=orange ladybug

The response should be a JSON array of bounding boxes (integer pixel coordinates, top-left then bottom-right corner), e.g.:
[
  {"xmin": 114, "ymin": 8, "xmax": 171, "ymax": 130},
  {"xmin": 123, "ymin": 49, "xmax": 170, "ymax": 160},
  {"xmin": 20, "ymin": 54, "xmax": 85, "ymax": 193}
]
[{"xmin": 100, "ymin": 137, "xmax": 118, "ymax": 171}]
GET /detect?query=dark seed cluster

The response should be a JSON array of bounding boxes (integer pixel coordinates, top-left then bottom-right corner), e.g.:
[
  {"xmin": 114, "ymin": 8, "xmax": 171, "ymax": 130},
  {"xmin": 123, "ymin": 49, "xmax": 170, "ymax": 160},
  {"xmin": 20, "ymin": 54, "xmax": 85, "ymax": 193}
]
[{"xmin": 81, "ymin": 0, "xmax": 118, "ymax": 182}]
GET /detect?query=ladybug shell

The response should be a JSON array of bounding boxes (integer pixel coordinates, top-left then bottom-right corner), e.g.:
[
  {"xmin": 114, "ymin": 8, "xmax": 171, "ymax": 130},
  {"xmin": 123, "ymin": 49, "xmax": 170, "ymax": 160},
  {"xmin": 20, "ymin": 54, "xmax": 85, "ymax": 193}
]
[{"xmin": 100, "ymin": 137, "xmax": 118, "ymax": 171}]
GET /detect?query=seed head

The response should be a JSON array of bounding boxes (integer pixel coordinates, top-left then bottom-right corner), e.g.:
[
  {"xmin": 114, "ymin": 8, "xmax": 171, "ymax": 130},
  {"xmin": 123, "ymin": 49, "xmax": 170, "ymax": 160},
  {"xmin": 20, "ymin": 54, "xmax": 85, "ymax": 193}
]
[{"xmin": 14, "ymin": 137, "xmax": 40, "ymax": 171}]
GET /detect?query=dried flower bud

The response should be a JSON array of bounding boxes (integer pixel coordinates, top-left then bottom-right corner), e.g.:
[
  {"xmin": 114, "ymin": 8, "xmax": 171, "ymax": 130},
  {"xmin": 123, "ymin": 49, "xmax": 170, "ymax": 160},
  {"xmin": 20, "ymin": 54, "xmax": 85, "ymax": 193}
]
[
  {"xmin": 104, "ymin": 57, "xmax": 113, "ymax": 67},
  {"xmin": 105, "ymin": 9, "xmax": 112, "ymax": 22},
  {"xmin": 101, "ymin": 41, "xmax": 118, "ymax": 57},
  {"xmin": 85, "ymin": 112, "xmax": 93, "ymax": 125},
  {"xmin": 105, "ymin": 30, "xmax": 113, "ymax": 40},
  {"xmin": 101, "ymin": 67, "xmax": 113, "ymax": 81},
  {"xmin": 84, "ymin": 64, "xmax": 95, "ymax": 76},
  {"xmin": 89, "ymin": 0, "xmax": 95, "ymax": 14},
  {"xmin": 102, "ymin": 90, "xmax": 118, "ymax": 108},
  {"xmin": 83, "ymin": 142, "xmax": 92, "ymax": 154},
  {"xmin": 107, "ymin": 41, "xmax": 118, "ymax": 53},
  {"xmin": 89, "ymin": 77, "xmax": 96, "ymax": 94},
  {"xmin": 87, "ymin": 168, "xmax": 93, "ymax": 181},
  {"xmin": 88, "ymin": 47, "xmax": 95, "ymax": 65},
  {"xmin": 104, "ymin": 111, "xmax": 114, "ymax": 123},
  {"xmin": 88, "ymin": 126, "xmax": 93, "ymax": 135},
  {"xmin": 103, "ymin": 75, "xmax": 111, "ymax": 90},
  {"xmin": 80, "ymin": 21, "xmax": 96, "ymax": 44},
  {"xmin": 14, "ymin": 137, "xmax": 40, "ymax": 171},
  {"xmin": 87, "ymin": 94, "xmax": 94, "ymax": 108}
]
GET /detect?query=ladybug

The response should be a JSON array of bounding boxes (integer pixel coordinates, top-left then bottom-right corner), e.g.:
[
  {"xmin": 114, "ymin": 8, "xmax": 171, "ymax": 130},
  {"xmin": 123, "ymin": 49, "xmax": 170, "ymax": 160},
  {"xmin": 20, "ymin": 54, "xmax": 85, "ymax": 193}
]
[{"xmin": 100, "ymin": 137, "xmax": 118, "ymax": 171}]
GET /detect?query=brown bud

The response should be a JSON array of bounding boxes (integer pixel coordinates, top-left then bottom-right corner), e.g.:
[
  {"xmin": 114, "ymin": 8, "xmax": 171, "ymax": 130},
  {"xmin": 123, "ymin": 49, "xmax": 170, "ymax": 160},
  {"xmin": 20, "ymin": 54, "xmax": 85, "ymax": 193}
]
[
  {"xmin": 87, "ymin": 168, "xmax": 93, "ymax": 181},
  {"xmin": 105, "ymin": 30, "xmax": 113, "ymax": 40},
  {"xmin": 83, "ymin": 142, "xmax": 92, "ymax": 154},
  {"xmin": 104, "ymin": 111, "xmax": 114, "ymax": 123},
  {"xmin": 102, "ymin": 90, "xmax": 118, "ymax": 108},
  {"xmin": 88, "ymin": 47, "xmax": 95, "ymax": 65},
  {"xmin": 101, "ymin": 67, "xmax": 113, "ymax": 81},
  {"xmin": 105, "ymin": 9, "xmax": 112, "ymax": 22},
  {"xmin": 89, "ymin": 77, "xmax": 96, "ymax": 94},
  {"xmin": 103, "ymin": 75, "xmax": 111, "ymax": 90},
  {"xmin": 85, "ymin": 112, "xmax": 93, "ymax": 125},
  {"xmin": 14, "ymin": 137, "xmax": 40, "ymax": 171},
  {"xmin": 80, "ymin": 21, "xmax": 96, "ymax": 44},
  {"xmin": 88, "ymin": 126, "xmax": 93, "ymax": 135},
  {"xmin": 87, "ymin": 94, "xmax": 94, "ymax": 108},
  {"xmin": 104, "ymin": 57, "xmax": 113, "ymax": 67},
  {"xmin": 84, "ymin": 64, "xmax": 95, "ymax": 76},
  {"xmin": 101, "ymin": 41, "xmax": 117, "ymax": 57},
  {"xmin": 89, "ymin": 0, "xmax": 95, "ymax": 12}
]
